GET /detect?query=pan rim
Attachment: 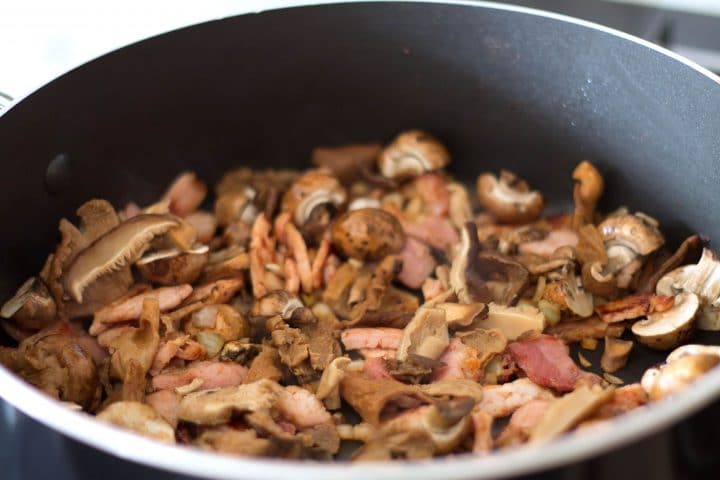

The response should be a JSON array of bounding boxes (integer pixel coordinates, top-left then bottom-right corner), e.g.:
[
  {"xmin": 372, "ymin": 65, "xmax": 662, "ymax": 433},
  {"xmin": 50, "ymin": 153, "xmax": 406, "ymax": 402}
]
[{"xmin": 1, "ymin": 1, "xmax": 720, "ymax": 479}]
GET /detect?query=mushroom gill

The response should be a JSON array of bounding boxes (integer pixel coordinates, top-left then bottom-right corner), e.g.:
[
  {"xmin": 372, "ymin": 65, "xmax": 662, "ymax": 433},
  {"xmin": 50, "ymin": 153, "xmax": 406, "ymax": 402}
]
[{"xmin": 63, "ymin": 214, "xmax": 180, "ymax": 303}]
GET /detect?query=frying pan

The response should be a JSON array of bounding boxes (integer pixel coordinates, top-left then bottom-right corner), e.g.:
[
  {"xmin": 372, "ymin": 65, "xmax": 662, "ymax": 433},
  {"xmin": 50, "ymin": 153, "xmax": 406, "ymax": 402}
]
[{"xmin": 1, "ymin": 1, "xmax": 720, "ymax": 478}]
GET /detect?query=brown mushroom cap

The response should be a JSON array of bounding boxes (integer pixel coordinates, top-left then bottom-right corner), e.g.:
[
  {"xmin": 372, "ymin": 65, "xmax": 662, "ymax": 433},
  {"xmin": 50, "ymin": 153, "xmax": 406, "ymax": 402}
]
[
  {"xmin": 63, "ymin": 214, "xmax": 181, "ymax": 303},
  {"xmin": 377, "ymin": 130, "xmax": 450, "ymax": 179},
  {"xmin": 136, "ymin": 246, "xmax": 209, "ymax": 285},
  {"xmin": 331, "ymin": 208, "xmax": 405, "ymax": 261},
  {"xmin": 281, "ymin": 170, "xmax": 346, "ymax": 226},
  {"xmin": 0, "ymin": 277, "xmax": 56, "ymax": 330},
  {"xmin": 649, "ymin": 353, "xmax": 720, "ymax": 400},
  {"xmin": 632, "ymin": 292, "xmax": 699, "ymax": 350},
  {"xmin": 599, "ymin": 213, "xmax": 665, "ymax": 256},
  {"xmin": 476, "ymin": 171, "xmax": 544, "ymax": 224}
]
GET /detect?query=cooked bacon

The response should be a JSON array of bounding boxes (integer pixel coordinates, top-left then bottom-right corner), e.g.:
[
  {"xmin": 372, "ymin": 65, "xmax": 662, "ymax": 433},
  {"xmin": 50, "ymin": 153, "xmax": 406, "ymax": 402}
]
[
  {"xmin": 151, "ymin": 335, "xmax": 206, "ymax": 375},
  {"xmin": 359, "ymin": 348, "xmax": 397, "ymax": 360},
  {"xmin": 476, "ymin": 378, "xmax": 554, "ymax": 418},
  {"xmin": 496, "ymin": 399, "xmax": 550, "ymax": 446},
  {"xmin": 184, "ymin": 211, "xmax": 217, "ymax": 244},
  {"xmin": 311, "ymin": 235, "xmax": 332, "ymax": 290},
  {"xmin": 421, "ymin": 278, "xmax": 446, "ymax": 302},
  {"xmin": 151, "ymin": 361, "xmax": 247, "ymax": 391},
  {"xmin": 362, "ymin": 356, "xmax": 393, "ymax": 380},
  {"xmin": 90, "ymin": 285, "xmax": 193, "ymax": 335},
  {"xmin": 185, "ymin": 278, "xmax": 244, "ymax": 304},
  {"xmin": 508, "ymin": 334, "xmax": 582, "ymax": 392},
  {"xmin": 398, "ymin": 237, "xmax": 437, "ymax": 289},
  {"xmin": 276, "ymin": 386, "xmax": 332, "ymax": 428},
  {"xmin": 414, "ymin": 172, "xmax": 450, "ymax": 217},
  {"xmin": 546, "ymin": 316, "xmax": 626, "ymax": 343},
  {"xmin": 593, "ymin": 384, "xmax": 648, "ymax": 419},
  {"xmin": 282, "ymin": 220, "xmax": 313, "ymax": 293},
  {"xmin": 518, "ymin": 229, "xmax": 578, "ymax": 258},
  {"xmin": 162, "ymin": 172, "xmax": 207, "ymax": 217},
  {"xmin": 595, "ymin": 293, "xmax": 674, "ymax": 323},
  {"xmin": 340, "ymin": 327, "xmax": 404, "ymax": 351},
  {"xmin": 284, "ymin": 258, "xmax": 300, "ymax": 294},
  {"xmin": 383, "ymin": 204, "xmax": 458, "ymax": 251},
  {"xmin": 431, "ymin": 338, "xmax": 482, "ymax": 382},
  {"xmin": 250, "ymin": 213, "xmax": 275, "ymax": 298}
]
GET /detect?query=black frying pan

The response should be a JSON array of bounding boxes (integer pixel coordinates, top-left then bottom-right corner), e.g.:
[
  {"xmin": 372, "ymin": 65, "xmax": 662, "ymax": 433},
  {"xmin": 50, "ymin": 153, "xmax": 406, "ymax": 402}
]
[{"xmin": 1, "ymin": 2, "xmax": 720, "ymax": 479}]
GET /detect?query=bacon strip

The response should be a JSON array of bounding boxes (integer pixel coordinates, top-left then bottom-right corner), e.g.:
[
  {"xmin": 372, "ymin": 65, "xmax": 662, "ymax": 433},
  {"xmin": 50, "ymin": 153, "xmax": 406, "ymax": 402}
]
[{"xmin": 508, "ymin": 335, "xmax": 582, "ymax": 392}]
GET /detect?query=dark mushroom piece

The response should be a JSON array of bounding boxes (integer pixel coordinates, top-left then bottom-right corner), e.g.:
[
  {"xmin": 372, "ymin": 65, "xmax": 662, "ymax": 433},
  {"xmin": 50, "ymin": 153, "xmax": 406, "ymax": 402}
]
[
  {"xmin": 1, "ymin": 277, "xmax": 56, "ymax": 331},
  {"xmin": 331, "ymin": 208, "xmax": 405, "ymax": 262}
]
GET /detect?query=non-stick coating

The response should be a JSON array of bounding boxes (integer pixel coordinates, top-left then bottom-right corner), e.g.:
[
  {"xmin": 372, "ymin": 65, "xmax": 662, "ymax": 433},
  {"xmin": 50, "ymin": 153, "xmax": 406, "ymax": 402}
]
[{"xmin": 0, "ymin": 0, "xmax": 719, "ymax": 469}]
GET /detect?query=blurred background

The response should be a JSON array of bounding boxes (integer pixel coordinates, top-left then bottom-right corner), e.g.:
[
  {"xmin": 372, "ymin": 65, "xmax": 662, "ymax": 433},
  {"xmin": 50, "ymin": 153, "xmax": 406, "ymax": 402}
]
[{"xmin": 1, "ymin": 0, "xmax": 720, "ymax": 101}]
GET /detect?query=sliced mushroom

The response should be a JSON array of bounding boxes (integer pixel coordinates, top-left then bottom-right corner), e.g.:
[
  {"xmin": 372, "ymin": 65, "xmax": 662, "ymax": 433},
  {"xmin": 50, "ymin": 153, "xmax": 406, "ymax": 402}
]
[
  {"xmin": 450, "ymin": 223, "xmax": 529, "ymax": 305},
  {"xmin": 447, "ymin": 182, "xmax": 473, "ymax": 230},
  {"xmin": 434, "ymin": 302, "xmax": 488, "ymax": 329},
  {"xmin": 311, "ymin": 143, "xmax": 382, "ymax": 185},
  {"xmin": 667, "ymin": 344, "xmax": 720, "ymax": 363},
  {"xmin": 214, "ymin": 190, "xmax": 258, "ymax": 227},
  {"xmin": 281, "ymin": 170, "xmax": 346, "ymax": 227},
  {"xmin": 560, "ymin": 270, "xmax": 594, "ymax": 317},
  {"xmin": 396, "ymin": 307, "xmax": 449, "ymax": 361},
  {"xmin": 63, "ymin": 214, "xmax": 181, "ymax": 303},
  {"xmin": 529, "ymin": 385, "xmax": 614, "ymax": 443},
  {"xmin": 572, "ymin": 161, "xmax": 604, "ymax": 228},
  {"xmin": 348, "ymin": 197, "xmax": 381, "ymax": 211},
  {"xmin": 0, "ymin": 277, "xmax": 56, "ymax": 330},
  {"xmin": 315, "ymin": 356, "xmax": 352, "ymax": 410},
  {"xmin": 599, "ymin": 213, "xmax": 664, "ymax": 275},
  {"xmin": 632, "ymin": 292, "xmax": 699, "ymax": 350},
  {"xmin": 656, "ymin": 248, "xmax": 720, "ymax": 331},
  {"xmin": 251, "ymin": 290, "xmax": 314, "ymax": 325},
  {"xmin": 135, "ymin": 245, "xmax": 209, "ymax": 285},
  {"xmin": 419, "ymin": 379, "xmax": 485, "ymax": 401},
  {"xmin": 478, "ymin": 303, "xmax": 546, "ymax": 341},
  {"xmin": 476, "ymin": 171, "xmax": 544, "ymax": 224},
  {"xmin": 378, "ymin": 130, "xmax": 450, "ymax": 179},
  {"xmin": 601, "ymin": 337, "xmax": 633, "ymax": 373},
  {"xmin": 331, "ymin": 208, "xmax": 405, "ymax": 261},
  {"xmin": 97, "ymin": 401, "xmax": 176, "ymax": 444},
  {"xmin": 648, "ymin": 354, "xmax": 720, "ymax": 400},
  {"xmin": 177, "ymin": 379, "xmax": 285, "ymax": 426}
]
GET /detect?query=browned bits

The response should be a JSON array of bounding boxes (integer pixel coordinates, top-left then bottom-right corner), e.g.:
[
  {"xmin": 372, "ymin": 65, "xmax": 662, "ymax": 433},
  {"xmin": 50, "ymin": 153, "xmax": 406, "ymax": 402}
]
[{"xmin": 331, "ymin": 208, "xmax": 405, "ymax": 261}]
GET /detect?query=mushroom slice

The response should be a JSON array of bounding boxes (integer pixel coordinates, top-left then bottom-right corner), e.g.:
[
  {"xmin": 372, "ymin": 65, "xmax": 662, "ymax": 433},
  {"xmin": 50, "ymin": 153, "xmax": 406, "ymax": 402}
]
[
  {"xmin": 63, "ymin": 214, "xmax": 180, "ymax": 303},
  {"xmin": 251, "ymin": 290, "xmax": 313, "ymax": 325},
  {"xmin": 177, "ymin": 379, "xmax": 285, "ymax": 426},
  {"xmin": 331, "ymin": 208, "xmax": 405, "ymax": 261},
  {"xmin": 311, "ymin": 143, "xmax": 382, "ymax": 185},
  {"xmin": 97, "ymin": 401, "xmax": 176, "ymax": 444},
  {"xmin": 478, "ymin": 303, "xmax": 545, "ymax": 341},
  {"xmin": 667, "ymin": 344, "xmax": 720, "ymax": 363},
  {"xmin": 315, "ymin": 356, "xmax": 351, "ymax": 410},
  {"xmin": 530, "ymin": 385, "xmax": 614, "ymax": 443},
  {"xmin": 599, "ymin": 213, "xmax": 664, "ymax": 273},
  {"xmin": 0, "ymin": 277, "xmax": 56, "ymax": 330},
  {"xmin": 396, "ymin": 307, "xmax": 449, "ymax": 362},
  {"xmin": 632, "ymin": 292, "xmax": 699, "ymax": 350},
  {"xmin": 656, "ymin": 248, "xmax": 720, "ymax": 331},
  {"xmin": 572, "ymin": 161, "xmax": 604, "ymax": 228},
  {"xmin": 434, "ymin": 302, "xmax": 487, "ymax": 329},
  {"xmin": 476, "ymin": 170, "xmax": 544, "ymax": 224},
  {"xmin": 378, "ymin": 130, "xmax": 450, "ymax": 179},
  {"xmin": 450, "ymin": 222, "xmax": 488, "ymax": 304},
  {"xmin": 422, "ymin": 399, "xmax": 475, "ymax": 453},
  {"xmin": 281, "ymin": 170, "xmax": 346, "ymax": 227},
  {"xmin": 648, "ymin": 354, "xmax": 720, "ymax": 401},
  {"xmin": 135, "ymin": 245, "xmax": 209, "ymax": 285},
  {"xmin": 419, "ymin": 379, "xmax": 485, "ymax": 402},
  {"xmin": 600, "ymin": 337, "xmax": 633, "ymax": 373},
  {"xmin": 560, "ymin": 270, "xmax": 594, "ymax": 318}
]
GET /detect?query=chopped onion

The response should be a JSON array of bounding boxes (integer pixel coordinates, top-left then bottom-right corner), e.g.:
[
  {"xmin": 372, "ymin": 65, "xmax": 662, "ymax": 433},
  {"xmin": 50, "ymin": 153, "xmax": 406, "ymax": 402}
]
[{"xmin": 196, "ymin": 331, "xmax": 224, "ymax": 357}]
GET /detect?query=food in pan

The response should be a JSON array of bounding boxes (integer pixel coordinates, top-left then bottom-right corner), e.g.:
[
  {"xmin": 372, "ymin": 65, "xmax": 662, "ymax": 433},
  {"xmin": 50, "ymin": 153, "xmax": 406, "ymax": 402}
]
[{"xmin": 1, "ymin": 129, "xmax": 719, "ymax": 460}]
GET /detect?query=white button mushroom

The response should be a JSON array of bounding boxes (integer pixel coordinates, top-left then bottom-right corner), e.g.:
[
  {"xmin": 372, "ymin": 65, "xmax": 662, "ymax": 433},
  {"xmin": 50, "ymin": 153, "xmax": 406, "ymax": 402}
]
[{"xmin": 631, "ymin": 292, "xmax": 699, "ymax": 350}]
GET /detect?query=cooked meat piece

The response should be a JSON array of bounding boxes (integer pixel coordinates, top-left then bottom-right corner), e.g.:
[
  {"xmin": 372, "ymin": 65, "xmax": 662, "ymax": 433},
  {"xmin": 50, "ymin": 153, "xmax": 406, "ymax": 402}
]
[
  {"xmin": 151, "ymin": 361, "xmax": 247, "ymax": 391},
  {"xmin": 470, "ymin": 407, "xmax": 494, "ymax": 453},
  {"xmin": 476, "ymin": 378, "xmax": 554, "ymax": 418},
  {"xmin": 275, "ymin": 385, "xmax": 332, "ymax": 428},
  {"xmin": 363, "ymin": 356, "xmax": 393, "ymax": 380},
  {"xmin": 496, "ymin": 399, "xmax": 551, "ymax": 446},
  {"xmin": 546, "ymin": 316, "xmax": 626, "ymax": 343},
  {"xmin": 431, "ymin": 338, "xmax": 483, "ymax": 381},
  {"xmin": 508, "ymin": 334, "xmax": 583, "ymax": 392},
  {"xmin": 340, "ymin": 327, "xmax": 404, "ymax": 351},
  {"xmin": 398, "ymin": 237, "xmax": 437, "ymax": 289},
  {"xmin": 592, "ymin": 384, "xmax": 648, "ymax": 419},
  {"xmin": 145, "ymin": 389, "xmax": 181, "ymax": 427}
]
